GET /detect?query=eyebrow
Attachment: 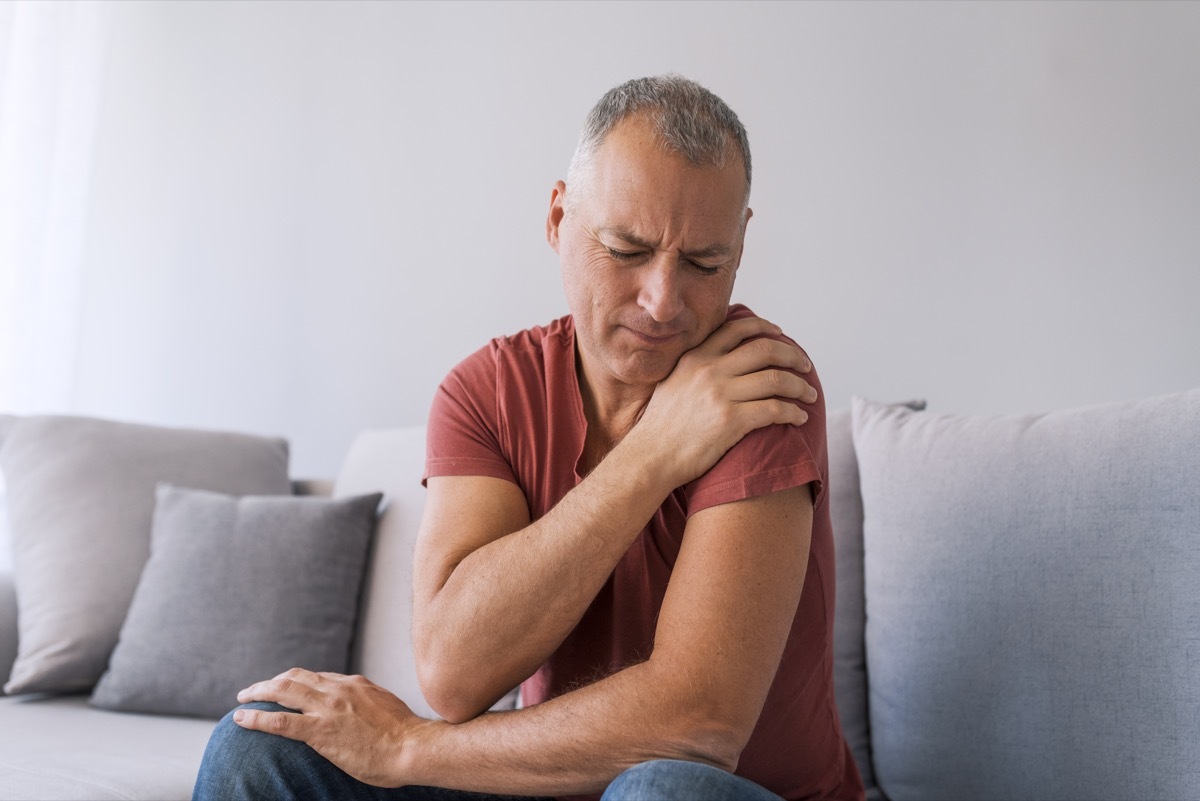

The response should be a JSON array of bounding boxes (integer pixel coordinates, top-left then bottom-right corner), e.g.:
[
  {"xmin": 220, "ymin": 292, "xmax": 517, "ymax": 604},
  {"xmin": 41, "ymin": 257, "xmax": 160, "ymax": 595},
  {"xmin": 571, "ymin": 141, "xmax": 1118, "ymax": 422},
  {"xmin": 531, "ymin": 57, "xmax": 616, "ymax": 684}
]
[{"xmin": 599, "ymin": 226, "xmax": 733, "ymax": 260}]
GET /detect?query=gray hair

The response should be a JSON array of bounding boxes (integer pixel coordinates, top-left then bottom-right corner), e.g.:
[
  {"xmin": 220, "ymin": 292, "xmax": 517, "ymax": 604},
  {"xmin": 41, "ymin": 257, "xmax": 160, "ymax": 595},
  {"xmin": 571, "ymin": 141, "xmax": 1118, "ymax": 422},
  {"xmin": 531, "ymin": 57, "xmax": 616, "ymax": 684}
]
[{"xmin": 565, "ymin": 74, "xmax": 752, "ymax": 209}]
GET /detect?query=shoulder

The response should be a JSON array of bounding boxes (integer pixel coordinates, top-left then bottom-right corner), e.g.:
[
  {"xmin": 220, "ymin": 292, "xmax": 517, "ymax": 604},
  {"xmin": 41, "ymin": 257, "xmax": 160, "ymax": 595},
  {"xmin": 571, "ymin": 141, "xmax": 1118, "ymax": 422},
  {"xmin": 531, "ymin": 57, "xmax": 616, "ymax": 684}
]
[
  {"xmin": 441, "ymin": 315, "xmax": 573, "ymax": 392},
  {"xmin": 685, "ymin": 304, "xmax": 828, "ymax": 514}
]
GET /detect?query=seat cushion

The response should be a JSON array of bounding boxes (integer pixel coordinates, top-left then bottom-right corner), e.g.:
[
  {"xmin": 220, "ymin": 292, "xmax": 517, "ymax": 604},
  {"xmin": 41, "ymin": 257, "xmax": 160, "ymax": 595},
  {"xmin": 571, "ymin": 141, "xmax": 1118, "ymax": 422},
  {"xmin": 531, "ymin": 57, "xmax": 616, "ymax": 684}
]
[
  {"xmin": 853, "ymin": 390, "xmax": 1200, "ymax": 801},
  {"xmin": 0, "ymin": 695, "xmax": 214, "ymax": 800}
]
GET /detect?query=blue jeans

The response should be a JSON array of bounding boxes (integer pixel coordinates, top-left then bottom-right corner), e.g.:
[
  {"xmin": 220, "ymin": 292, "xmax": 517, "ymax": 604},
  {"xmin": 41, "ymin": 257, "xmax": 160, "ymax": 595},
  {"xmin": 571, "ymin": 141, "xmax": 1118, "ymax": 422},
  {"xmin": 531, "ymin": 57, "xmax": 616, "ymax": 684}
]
[{"xmin": 194, "ymin": 702, "xmax": 784, "ymax": 801}]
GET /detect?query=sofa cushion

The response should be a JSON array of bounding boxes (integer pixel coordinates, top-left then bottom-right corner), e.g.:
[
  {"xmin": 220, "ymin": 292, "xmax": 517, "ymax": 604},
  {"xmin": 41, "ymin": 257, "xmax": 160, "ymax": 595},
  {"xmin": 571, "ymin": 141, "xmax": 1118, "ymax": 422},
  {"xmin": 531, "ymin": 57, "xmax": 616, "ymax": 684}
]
[
  {"xmin": 0, "ymin": 572, "xmax": 16, "ymax": 689},
  {"xmin": 852, "ymin": 390, "xmax": 1200, "ymax": 801},
  {"xmin": 0, "ymin": 694, "xmax": 214, "ymax": 800},
  {"xmin": 0, "ymin": 415, "xmax": 14, "ymax": 575},
  {"xmin": 91, "ymin": 485, "xmax": 381, "ymax": 719},
  {"xmin": 334, "ymin": 426, "xmax": 519, "ymax": 719},
  {"xmin": 827, "ymin": 401, "xmax": 924, "ymax": 797},
  {"xmin": 0, "ymin": 416, "xmax": 291, "ymax": 696}
]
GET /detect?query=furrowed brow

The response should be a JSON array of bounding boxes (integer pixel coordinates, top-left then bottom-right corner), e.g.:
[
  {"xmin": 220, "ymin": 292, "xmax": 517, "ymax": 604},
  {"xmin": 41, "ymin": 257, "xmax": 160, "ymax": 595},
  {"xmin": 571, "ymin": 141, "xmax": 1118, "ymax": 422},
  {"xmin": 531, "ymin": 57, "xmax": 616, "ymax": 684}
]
[
  {"xmin": 599, "ymin": 226, "xmax": 732, "ymax": 259},
  {"xmin": 599, "ymin": 226, "xmax": 658, "ymax": 250}
]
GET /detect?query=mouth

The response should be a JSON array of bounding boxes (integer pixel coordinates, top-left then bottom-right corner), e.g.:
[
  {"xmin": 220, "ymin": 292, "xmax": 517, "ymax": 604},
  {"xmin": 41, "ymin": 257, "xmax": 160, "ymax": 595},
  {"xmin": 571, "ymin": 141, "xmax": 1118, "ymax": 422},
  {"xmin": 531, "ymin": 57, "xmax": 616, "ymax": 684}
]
[{"xmin": 622, "ymin": 326, "xmax": 684, "ymax": 345}]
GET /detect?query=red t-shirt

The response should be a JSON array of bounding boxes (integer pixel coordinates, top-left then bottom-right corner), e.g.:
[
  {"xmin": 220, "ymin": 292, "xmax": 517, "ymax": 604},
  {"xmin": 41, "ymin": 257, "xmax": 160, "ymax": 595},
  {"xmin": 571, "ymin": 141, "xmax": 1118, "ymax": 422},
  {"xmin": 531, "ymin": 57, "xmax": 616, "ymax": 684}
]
[{"xmin": 424, "ymin": 304, "xmax": 864, "ymax": 801}]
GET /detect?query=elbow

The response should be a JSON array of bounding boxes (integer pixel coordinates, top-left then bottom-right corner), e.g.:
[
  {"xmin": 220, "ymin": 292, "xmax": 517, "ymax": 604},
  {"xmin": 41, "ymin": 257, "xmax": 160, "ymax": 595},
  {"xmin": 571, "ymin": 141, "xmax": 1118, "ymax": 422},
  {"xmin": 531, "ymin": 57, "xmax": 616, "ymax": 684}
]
[
  {"xmin": 685, "ymin": 725, "xmax": 746, "ymax": 775},
  {"xmin": 415, "ymin": 651, "xmax": 499, "ymax": 724},
  {"xmin": 664, "ymin": 696, "xmax": 754, "ymax": 774}
]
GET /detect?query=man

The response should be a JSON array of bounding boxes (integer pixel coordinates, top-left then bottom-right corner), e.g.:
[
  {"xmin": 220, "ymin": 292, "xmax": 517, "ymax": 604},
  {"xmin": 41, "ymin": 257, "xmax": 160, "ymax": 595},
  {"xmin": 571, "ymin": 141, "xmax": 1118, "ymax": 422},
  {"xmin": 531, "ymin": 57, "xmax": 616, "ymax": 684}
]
[{"xmin": 195, "ymin": 75, "xmax": 864, "ymax": 801}]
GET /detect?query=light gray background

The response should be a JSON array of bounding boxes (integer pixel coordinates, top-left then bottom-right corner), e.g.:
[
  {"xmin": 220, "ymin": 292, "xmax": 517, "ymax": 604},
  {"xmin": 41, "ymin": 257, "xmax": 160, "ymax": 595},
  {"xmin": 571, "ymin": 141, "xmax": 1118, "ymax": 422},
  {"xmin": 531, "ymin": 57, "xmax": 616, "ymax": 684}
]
[{"xmin": 69, "ymin": 1, "xmax": 1200, "ymax": 476}]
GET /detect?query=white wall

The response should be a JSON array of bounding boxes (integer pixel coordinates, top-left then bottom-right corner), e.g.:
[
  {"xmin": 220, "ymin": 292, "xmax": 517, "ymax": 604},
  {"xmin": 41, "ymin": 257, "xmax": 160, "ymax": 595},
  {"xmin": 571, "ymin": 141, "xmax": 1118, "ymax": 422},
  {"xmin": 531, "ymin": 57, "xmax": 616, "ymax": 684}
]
[{"xmin": 71, "ymin": 0, "xmax": 1200, "ymax": 476}]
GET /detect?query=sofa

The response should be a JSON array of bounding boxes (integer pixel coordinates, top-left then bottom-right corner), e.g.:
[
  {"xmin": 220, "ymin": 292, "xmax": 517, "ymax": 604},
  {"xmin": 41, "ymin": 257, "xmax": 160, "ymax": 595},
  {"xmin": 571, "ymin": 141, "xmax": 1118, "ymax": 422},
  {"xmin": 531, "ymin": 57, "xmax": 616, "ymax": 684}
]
[{"xmin": 0, "ymin": 388, "xmax": 1197, "ymax": 801}]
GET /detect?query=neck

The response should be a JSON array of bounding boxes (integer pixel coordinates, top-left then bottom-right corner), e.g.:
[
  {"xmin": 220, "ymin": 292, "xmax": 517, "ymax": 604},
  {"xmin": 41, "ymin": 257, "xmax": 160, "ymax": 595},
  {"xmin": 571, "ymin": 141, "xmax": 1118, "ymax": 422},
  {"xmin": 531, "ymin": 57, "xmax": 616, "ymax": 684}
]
[{"xmin": 574, "ymin": 345, "xmax": 653, "ymax": 453}]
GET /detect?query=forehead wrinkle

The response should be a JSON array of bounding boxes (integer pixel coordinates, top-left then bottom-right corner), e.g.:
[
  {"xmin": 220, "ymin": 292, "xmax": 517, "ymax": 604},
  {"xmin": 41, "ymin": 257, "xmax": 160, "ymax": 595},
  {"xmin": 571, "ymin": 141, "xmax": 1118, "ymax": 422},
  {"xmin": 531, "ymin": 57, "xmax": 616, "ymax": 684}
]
[{"xmin": 597, "ymin": 224, "xmax": 734, "ymax": 259}]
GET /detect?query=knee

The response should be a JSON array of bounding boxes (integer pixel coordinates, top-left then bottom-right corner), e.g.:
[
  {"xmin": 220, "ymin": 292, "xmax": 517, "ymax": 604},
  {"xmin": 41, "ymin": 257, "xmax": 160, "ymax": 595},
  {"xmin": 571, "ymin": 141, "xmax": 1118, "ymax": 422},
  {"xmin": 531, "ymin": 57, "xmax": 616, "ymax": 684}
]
[
  {"xmin": 602, "ymin": 759, "xmax": 779, "ymax": 801},
  {"xmin": 193, "ymin": 702, "xmax": 312, "ymax": 801},
  {"xmin": 602, "ymin": 760, "xmax": 718, "ymax": 801}
]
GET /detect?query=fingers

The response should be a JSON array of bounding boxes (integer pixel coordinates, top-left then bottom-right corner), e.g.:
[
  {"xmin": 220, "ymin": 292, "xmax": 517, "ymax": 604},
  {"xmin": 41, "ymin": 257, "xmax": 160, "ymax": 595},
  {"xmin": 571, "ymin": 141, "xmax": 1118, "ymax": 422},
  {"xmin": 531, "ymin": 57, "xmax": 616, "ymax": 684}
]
[
  {"xmin": 236, "ymin": 668, "xmax": 323, "ymax": 709},
  {"xmin": 727, "ymin": 368, "xmax": 818, "ymax": 406},
  {"xmin": 721, "ymin": 335, "xmax": 812, "ymax": 378},
  {"xmin": 698, "ymin": 317, "xmax": 812, "ymax": 372},
  {"xmin": 705, "ymin": 338, "xmax": 816, "ymax": 408},
  {"xmin": 232, "ymin": 704, "xmax": 309, "ymax": 739},
  {"xmin": 737, "ymin": 397, "xmax": 811, "ymax": 430}
]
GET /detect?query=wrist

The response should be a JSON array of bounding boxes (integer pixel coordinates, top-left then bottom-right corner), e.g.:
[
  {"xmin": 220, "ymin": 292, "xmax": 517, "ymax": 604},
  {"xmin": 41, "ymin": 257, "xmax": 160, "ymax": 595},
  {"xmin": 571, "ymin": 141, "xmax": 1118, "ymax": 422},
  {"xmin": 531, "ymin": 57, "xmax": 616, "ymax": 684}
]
[
  {"xmin": 614, "ymin": 426, "xmax": 683, "ymax": 496},
  {"xmin": 396, "ymin": 718, "xmax": 445, "ymax": 788}
]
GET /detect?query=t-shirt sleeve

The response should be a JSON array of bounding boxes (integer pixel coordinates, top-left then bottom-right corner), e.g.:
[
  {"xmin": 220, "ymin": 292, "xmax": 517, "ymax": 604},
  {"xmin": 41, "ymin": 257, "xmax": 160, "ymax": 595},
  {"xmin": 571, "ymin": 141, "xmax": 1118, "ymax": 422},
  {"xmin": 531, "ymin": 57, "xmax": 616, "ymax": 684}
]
[
  {"xmin": 683, "ymin": 360, "xmax": 827, "ymax": 517},
  {"xmin": 423, "ymin": 342, "xmax": 519, "ymax": 486}
]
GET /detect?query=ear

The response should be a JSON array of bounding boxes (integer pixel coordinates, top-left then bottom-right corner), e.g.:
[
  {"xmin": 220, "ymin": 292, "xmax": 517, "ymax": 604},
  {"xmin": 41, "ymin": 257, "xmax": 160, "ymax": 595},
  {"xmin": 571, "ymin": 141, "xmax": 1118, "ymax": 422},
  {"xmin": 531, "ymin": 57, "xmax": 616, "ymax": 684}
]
[
  {"xmin": 546, "ymin": 180, "xmax": 567, "ymax": 253},
  {"xmin": 733, "ymin": 206, "xmax": 753, "ymax": 267}
]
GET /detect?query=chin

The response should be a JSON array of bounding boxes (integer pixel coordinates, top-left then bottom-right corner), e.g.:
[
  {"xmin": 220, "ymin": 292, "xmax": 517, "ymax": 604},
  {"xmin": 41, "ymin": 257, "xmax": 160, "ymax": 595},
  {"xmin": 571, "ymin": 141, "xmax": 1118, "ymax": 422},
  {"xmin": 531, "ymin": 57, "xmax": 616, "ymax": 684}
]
[{"xmin": 610, "ymin": 352, "xmax": 678, "ymax": 386}]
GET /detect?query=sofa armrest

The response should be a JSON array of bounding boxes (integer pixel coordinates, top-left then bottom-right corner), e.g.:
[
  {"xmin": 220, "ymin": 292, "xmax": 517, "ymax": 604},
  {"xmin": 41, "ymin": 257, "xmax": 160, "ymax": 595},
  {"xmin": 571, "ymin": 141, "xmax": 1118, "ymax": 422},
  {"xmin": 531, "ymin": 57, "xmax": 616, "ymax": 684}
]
[{"xmin": 0, "ymin": 570, "xmax": 17, "ymax": 690}]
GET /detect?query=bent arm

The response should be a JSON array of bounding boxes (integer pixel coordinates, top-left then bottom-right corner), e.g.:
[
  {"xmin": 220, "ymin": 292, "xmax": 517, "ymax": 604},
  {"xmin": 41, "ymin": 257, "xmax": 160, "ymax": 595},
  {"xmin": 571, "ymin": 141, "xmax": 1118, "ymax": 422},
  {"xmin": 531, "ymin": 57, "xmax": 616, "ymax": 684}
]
[
  {"xmin": 405, "ymin": 484, "xmax": 814, "ymax": 795},
  {"xmin": 412, "ymin": 435, "xmax": 678, "ymax": 722},
  {"xmin": 413, "ymin": 317, "xmax": 813, "ymax": 722}
]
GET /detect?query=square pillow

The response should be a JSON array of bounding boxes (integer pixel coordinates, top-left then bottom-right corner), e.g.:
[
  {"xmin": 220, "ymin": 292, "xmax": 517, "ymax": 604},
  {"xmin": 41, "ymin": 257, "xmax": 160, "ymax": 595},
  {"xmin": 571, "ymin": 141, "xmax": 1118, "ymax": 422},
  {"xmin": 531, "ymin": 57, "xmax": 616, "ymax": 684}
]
[
  {"xmin": 91, "ymin": 485, "xmax": 382, "ymax": 719},
  {"xmin": 852, "ymin": 390, "xmax": 1200, "ymax": 801},
  {"xmin": 0, "ymin": 416, "xmax": 292, "ymax": 695}
]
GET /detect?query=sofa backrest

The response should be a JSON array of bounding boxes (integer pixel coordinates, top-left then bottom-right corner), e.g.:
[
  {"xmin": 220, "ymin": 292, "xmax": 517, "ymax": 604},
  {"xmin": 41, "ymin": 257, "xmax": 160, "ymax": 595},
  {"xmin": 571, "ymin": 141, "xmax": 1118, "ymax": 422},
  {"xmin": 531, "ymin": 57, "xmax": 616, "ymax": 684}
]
[
  {"xmin": 853, "ymin": 389, "xmax": 1200, "ymax": 801},
  {"xmin": 331, "ymin": 426, "xmax": 439, "ymax": 718}
]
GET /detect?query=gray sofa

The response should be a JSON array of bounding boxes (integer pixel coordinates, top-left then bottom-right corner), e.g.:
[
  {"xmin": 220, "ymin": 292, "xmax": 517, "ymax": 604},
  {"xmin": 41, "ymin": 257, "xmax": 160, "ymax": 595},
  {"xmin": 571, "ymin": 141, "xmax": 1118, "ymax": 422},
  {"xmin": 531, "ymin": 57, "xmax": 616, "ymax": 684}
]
[{"xmin": 1, "ymin": 389, "xmax": 1197, "ymax": 800}]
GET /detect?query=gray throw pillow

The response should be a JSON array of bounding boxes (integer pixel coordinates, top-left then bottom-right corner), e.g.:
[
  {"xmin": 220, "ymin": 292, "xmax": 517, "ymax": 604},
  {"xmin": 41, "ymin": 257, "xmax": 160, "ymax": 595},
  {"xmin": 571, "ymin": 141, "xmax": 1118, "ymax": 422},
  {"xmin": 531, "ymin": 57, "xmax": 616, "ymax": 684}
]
[
  {"xmin": 0, "ymin": 416, "xmax": 291, "ymax": 695},
  {"xmin": 827, "ymin": 401, "xmax": 924, "ymax": 797},
  {"xmin": 91, "ymin": 485, "xmax": 382, "ymax": 719},
  {"xmin": 852, "ymin": 390, "xmax": 1200, "ymax": 801}
]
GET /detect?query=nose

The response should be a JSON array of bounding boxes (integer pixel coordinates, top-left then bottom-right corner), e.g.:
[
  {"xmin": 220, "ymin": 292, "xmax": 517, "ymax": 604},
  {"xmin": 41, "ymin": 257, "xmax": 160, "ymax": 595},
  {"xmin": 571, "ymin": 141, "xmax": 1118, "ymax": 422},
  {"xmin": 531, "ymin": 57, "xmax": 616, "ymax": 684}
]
[{"xmin": 637, "ymin": 255, "xmax": 685, "ymax": 323}]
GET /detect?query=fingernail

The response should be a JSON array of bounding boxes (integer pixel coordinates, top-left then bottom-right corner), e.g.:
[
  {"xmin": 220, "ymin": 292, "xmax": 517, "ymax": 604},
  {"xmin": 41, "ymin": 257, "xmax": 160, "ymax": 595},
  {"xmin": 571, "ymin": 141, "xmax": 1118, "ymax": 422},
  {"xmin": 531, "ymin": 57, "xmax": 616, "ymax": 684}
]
[{"xmin": 233, "ymin": 710, "xmax": 245, "ymax": 723}]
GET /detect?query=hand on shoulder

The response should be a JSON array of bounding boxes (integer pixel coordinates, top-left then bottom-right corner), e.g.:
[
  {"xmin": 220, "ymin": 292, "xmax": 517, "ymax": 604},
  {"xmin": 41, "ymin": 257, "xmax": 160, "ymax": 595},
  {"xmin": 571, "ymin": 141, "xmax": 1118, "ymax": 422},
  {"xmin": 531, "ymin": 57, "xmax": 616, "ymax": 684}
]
[{"xmin": 628, "ymin": 315, "xmax": 818, "ymax": 489}]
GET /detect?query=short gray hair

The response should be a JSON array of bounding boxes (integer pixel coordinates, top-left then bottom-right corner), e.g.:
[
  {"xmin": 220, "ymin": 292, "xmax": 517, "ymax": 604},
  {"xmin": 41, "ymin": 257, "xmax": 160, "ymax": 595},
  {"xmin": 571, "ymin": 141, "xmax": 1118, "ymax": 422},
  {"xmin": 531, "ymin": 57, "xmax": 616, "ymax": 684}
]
[{"xmin": 565, "ymin": 74, "xmax": 752, "ymax": 209}]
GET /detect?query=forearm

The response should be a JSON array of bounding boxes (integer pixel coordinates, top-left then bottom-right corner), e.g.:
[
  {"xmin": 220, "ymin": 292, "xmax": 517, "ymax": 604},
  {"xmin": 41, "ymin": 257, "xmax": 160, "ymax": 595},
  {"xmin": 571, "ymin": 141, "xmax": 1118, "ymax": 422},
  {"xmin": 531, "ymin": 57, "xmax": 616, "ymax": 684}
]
[
  {"xmin": 402, "ymin": 660, "xmax": 742, "ymax": 797},
  {"xmin": 416, "ymin": 432, "xmax": 677, "ymax": 719}
]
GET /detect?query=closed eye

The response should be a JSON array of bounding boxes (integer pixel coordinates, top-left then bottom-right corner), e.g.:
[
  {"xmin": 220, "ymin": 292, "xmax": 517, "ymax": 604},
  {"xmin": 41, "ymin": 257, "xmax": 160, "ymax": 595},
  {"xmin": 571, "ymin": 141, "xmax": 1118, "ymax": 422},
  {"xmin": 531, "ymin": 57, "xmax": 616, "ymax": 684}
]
[
  {"xmin": 607, "ymin": 247, "xmax": 640, "ymax": 262},
  {"xmin": 688, "ymin": 260, "xmax": 722, "ymax": 275}
]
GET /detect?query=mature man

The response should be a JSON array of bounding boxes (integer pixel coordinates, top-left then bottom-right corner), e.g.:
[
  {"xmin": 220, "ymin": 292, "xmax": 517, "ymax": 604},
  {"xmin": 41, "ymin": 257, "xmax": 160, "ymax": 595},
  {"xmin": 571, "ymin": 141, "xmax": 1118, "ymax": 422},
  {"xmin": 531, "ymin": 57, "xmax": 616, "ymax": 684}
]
[{"xmin": 194, "ymin": 75, "xmax": 864, "ymax": 801}]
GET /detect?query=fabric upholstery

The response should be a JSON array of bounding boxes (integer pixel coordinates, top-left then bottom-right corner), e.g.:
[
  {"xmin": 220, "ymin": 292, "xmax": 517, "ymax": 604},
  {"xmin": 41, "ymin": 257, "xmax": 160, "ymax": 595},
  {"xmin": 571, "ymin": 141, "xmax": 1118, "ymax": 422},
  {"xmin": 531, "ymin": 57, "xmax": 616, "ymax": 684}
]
[
  {"xmin": 0, "ymin": 572, "xmax": 16, "ymax": 690},
  {"xmin": 852, "ymin": 390, "xmax": 1200, "ymax": 801},
  {"xmin": 91, "ymin": 485, "xmax": 381, "ymax": 719},
  {"xmin": 0, "ymin": 694, "xmax": 214, "ymax": 800},
  {"xmin": 0, "ymin": 415, "xmax": 13, "ymax": 575},
  {"xmin": 0, "ymin": 416, "xmax": 291, "ymax": 695},
  {"xmin": 827, "ymin": 401, "xmax": 924, "ymax": 796}
]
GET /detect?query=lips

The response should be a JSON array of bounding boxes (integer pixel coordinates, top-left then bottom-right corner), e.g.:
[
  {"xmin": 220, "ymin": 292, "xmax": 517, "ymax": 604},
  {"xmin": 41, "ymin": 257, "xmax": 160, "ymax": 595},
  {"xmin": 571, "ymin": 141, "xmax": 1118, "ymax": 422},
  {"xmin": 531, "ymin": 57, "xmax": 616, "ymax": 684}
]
[{"xmin": 623, "ymin": 326, "xmax": 684, "ymax": 344}]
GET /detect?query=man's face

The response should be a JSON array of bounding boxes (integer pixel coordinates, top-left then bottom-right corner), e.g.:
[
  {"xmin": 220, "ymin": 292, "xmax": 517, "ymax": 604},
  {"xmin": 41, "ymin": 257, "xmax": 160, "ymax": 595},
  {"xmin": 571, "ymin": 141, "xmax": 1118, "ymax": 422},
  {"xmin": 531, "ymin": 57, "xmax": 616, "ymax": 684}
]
[{"xmin": 547, "ymin": 115, "xmax": 751, "ymax": 393}]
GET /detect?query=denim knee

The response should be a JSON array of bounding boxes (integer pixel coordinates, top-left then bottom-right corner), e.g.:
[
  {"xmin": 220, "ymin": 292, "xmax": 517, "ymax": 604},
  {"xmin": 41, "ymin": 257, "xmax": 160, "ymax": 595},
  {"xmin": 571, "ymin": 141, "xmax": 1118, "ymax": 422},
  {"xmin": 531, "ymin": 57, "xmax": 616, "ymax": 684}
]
[
  {"xmin": 601, "ymin": 759, "xmax": 783, "ymax": 801},
  {"xmin": 193, "ymin": 702, "xmax": 319, "ymax": 801}
]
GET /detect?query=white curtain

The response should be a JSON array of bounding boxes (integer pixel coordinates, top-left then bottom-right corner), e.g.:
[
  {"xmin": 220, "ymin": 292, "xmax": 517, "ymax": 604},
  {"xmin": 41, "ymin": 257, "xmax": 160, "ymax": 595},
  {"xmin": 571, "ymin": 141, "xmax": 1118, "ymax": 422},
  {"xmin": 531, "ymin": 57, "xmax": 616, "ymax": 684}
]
[
  {"xmin": 0, "ymin": 0, "xmax": 111, "ymax": 415},
  {"xmin": 0, "ymin": 1, "xmax": 110, "ymax": 571}
]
